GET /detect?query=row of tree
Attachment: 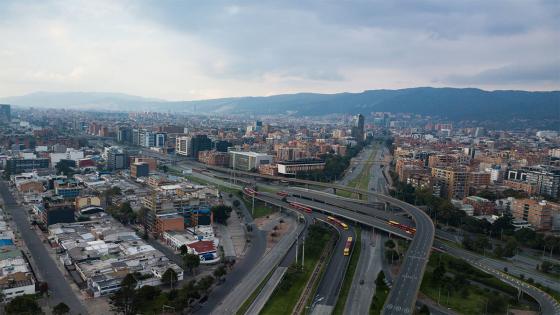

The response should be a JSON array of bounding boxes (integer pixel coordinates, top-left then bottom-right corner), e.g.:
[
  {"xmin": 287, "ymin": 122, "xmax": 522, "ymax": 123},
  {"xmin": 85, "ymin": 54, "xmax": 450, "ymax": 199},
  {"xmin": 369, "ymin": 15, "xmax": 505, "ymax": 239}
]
[
  {"xmin": 1, "ymin": 295, "xmax": 69, "ymax": 315},
  {"xmin": 110, "ymin": 263, "xmax": 228, "ymax": 315}
]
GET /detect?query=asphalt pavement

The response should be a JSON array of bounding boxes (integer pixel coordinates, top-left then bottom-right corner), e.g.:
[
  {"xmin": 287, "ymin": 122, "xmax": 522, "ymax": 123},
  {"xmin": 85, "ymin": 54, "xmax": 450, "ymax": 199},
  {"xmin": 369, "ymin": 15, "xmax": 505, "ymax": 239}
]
[
  {"xmin": 344, "ymin": 229, "xmax": 383, "ymax": 315},
  {"xmin": 196, "ymin": 195, "xmax": 267, "ymax": 314},
  {"xmin": 0, "ymin": 181, "xmax": 88, "ymax": 315},
  {"xmin": 311, "ymin": 217, "xmax": 355, "ymax": 309}
]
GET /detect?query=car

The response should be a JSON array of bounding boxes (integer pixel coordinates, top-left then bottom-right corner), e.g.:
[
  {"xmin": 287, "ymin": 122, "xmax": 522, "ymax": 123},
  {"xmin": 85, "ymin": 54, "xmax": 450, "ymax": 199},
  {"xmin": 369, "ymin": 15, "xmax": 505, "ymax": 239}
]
[{"xmin": 359, "ymin": 279, "xmax": 365, "ymax": 285}]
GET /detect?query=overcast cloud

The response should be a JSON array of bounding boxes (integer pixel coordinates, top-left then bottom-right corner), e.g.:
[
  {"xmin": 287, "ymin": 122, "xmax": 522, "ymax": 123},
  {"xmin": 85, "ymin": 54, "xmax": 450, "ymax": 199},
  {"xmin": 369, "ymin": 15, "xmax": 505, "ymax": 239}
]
[{"xmin": 0, "ymin": 0, "xmax": 558, "ymax": 100}]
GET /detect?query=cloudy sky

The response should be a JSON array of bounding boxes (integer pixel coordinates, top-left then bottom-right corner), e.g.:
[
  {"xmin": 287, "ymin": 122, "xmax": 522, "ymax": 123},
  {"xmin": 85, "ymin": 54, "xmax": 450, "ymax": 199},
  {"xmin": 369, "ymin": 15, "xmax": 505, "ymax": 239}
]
[{"xmin": 0, "ymin": 0, "xmax": 558, "ymax": 100}]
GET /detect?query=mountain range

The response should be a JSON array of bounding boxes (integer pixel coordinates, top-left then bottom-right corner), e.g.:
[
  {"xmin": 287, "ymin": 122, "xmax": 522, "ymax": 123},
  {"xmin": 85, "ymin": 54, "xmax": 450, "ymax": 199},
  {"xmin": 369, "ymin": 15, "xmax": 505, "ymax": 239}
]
[{"xmin": 1, "ymin": 87, "xmax": 559, "ymax": 121}]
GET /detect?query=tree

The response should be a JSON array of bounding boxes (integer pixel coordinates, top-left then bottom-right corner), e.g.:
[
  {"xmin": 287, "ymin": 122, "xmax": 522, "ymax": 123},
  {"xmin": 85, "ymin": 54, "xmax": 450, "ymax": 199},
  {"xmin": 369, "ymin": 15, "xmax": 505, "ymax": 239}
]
[
  {"xmin": 213, "ymin": 265, "xmax": 227, "ymax": 280},
  {"xmin": 196, "ymin": 275, "xmax": 215, "ymax": 295},
  {"xmin": 108, "ymin": 202, "xmax": 136, "ymax": 225},
  {"xmin": 486, "ymin": 294, "xmax": 507, "ymax": 314},
  {"xmin": 5, "ymin": 295, "xmax": 42, "ymax": 315},
  {"xmin": 161, "ymin": 268, "xmax": 178, "ymax": 288},
  {"xmin": 503, "ymin": 237, "xmax": 519, "ymax": 257},
  {"xmin": 385, "ymin": 239, "xmax": 396, "ymax": 249},
  {"xmin": 541, "ymin": 260, "xmax": 552, "ymax": 273},
  {"xmin": 375, "ymin": 271, "xmax": 386, "ymax": 286},
  {"xmin": 183, "ymin": 253, "xmax": 200, "ymax": 275},
  {"xmin": 110, "ymin": 274, "xmax": 138, "ymax": 315},
  {"xmin": 432, "ymin": 264, "xmax": 446, "ymax": 285},
  {"xmin": 177, "ymin": 280, "xmax": 200, "ymax": 309},
  {"xmin": 211, "ymin": 205, "xmax": 232, "ymax": 225},
  {"xmin": 419, "ymin": 304, "xmax": 430, "ymax": 315},
  {"xmin": 52, "ymin": 302, "xmax": 70, "ymax": 315},
  {"xmin": 493, "ymin": 244, "xmax": 504, "ymax": 258},
  {"xmin": 55, "ymin": 160, "xmax": 75, "ymax": 176},
  {"xmin": 137, "ymin": 207, "xmax": 150, "ymax": 238},
  {"xmin": 179, "ymin": 244, "xmax": 189, "ymax": 256}
]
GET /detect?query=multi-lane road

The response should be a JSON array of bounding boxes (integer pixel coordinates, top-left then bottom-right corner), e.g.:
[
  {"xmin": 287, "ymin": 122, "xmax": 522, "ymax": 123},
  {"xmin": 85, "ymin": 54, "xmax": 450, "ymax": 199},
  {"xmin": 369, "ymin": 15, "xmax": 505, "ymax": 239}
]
[
  {"xmin": 344, "ymin": 228, "xmax": 383, "ymax": 315},
  {"xmin": 0, "ymin": 181, "xmax": 88, "ymax": 315},
  {"xmin": 247, "ymin": 188, "xmax": 432, "ymax": 315}
]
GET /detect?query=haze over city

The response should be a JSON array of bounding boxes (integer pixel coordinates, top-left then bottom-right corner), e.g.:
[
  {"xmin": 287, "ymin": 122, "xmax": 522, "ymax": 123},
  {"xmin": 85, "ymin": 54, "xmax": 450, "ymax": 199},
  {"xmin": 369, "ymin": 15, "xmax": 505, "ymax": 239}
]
[{"xmin": 0, "ymin": 0, "xmax": 559, "ymax": 101}]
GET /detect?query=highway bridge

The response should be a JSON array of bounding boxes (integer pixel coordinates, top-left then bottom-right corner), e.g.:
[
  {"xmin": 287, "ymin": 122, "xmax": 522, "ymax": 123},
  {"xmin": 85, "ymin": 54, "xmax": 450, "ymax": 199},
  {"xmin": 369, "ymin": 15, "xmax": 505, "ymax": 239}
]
[
  {"xmin": 178, "ymin": 161, "xmax": 558, "ymax": 314},
  {"xmin": 233, "ymin": 184, "xmax": 433, "ymax": 315}
]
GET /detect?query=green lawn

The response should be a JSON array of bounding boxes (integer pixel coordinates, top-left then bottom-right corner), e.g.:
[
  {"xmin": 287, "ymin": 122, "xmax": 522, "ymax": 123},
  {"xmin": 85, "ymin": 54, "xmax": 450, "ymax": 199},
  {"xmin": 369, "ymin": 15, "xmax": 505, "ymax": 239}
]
[
  {"xmin": 260, "ymin": 225, "xmax": 332, "ymax": 315},
  {"xmin": 369, "ymin": 283, "xmax": 389, "ymax": 315},
  {"xmin": 420, "ymin": 252, "xmax": 534, "ymax": 314},
  {"xmin": 241, "ymin": 198, "xmax": 276, "ymax": 218},
  {"xmin": 333, "ymin": 228, "xmax": 362, "ymax": 315}
]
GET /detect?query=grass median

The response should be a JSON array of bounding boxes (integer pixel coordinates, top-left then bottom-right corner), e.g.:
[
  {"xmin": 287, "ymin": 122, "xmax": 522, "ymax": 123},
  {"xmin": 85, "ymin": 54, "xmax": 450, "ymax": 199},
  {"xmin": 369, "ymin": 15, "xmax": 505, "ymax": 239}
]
[
  {"xmin": 338, "ymin": 144, "xmax": 378, "ymax": 200},
  {"xmin": 420, "ymin": 252, "xmax": 537, "ymax": 314},
  {"xmin": 260, "ymin": 225, "xmax": 332, "ymax": 315},
  {"xmin": 241, "ymin": 198, "xmax": 276, "ymax": 218}
]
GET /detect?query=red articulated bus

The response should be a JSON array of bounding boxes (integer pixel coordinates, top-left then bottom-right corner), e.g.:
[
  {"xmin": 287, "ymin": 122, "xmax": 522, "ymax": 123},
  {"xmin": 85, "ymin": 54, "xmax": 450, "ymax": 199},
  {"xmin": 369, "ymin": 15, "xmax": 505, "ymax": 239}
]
[
  {"xmin": 276, "ymin": 191, "xmax": 289, "ymax": 197},
  {"xmin": 388, "ymin": 220, "xmax": 416, "ymax": 235},
  {"xmin": 243, "ymin": 187, "xmax": 258, "ymax": 196},
  {"xmin": 289, "ymin": 202, "xmax": 312, "ymax": 213}
]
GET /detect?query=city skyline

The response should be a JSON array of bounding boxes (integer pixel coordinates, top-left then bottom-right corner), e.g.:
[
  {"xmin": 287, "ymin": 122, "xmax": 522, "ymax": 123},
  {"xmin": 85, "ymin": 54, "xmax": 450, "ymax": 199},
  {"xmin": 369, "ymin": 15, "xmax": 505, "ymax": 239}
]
[{"xmin": 0, "ymin": 1, "xmax": 559, "ymax": 101}]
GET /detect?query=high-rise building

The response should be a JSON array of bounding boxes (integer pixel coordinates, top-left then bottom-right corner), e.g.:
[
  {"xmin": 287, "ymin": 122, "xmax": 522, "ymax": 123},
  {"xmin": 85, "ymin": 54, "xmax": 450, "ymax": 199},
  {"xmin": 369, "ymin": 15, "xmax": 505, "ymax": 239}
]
[
  {"xmin": 507, "ymin": 166, "xmax": 560, "ymax": 198},
  {"xmin": 106, "ymin": 148, "xmax": 127, "ymax": 170},
  {"xmin": 176, "ymin": 135, "xmax": 211, "ymax": 158},
  {"xmin": 155, "ymin": 133, "xmax": 167, "ymax": 148},
  {"xmin": 132, "ymin": 129, "xmax": 140, "ymax": 146},
  {"xmin": 0, "ymin": 104, "xmax": 10, "ymax": 122},
  {"xmin": 431, "ymin": 166, "xmax": 469, "ymax": 199},
  {"xmin": 117, "ymin": 126, "xmax": 133, "ymax": 144},
  {"xmin": 191, "ymin": 135, "xmax": 212, "ymax": 159},
  {"xmin": 176, "ymin": 136, "xmax": 191, "ymax": 156},
  {"xmin": 351, "ymin": 114, "xmax": 365, "ymax": 142},
  {"xmin": 512, "ymin": 199, "xmax": 555, "ymax": 231},
  {"xmin": 139, "ymin": 130, "xmax": 155, "ymax": 148}
]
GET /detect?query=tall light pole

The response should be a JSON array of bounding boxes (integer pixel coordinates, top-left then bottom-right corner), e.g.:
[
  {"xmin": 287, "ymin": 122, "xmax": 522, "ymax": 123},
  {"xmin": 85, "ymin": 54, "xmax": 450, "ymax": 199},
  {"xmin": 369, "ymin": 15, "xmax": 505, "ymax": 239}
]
[
  {"xmin": 302, "ymin": 237, "xmax": 305, "ymax": 269},
  {"xmin": 252, "ymin": 193, "xmax": 255, "ymax": 216},
  {"xmin": 295, "ymin": 237, "xmax": 299, "ymax": 265}
]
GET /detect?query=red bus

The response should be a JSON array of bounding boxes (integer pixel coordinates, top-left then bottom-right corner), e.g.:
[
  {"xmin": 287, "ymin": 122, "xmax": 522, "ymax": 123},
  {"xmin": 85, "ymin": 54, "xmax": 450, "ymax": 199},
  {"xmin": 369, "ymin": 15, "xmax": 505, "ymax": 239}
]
[
  {"xmin": 243, "ymin": 187, "xmax": 258, "ymax": 196},
  {"xmin": 388, "ymin": 220, "xmax": 416, "ymax": 235},
  {"xmin": 289, "ymin": 202, "xmax": 312, "ymax": 213}
]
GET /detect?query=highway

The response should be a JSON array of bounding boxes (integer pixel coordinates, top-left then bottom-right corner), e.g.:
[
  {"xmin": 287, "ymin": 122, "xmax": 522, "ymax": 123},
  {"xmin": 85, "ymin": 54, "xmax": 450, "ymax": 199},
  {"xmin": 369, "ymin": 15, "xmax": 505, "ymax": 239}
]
[
  {"xmin": 209, "ymin": 190, "xmax": 306, "ymax": 314},
  {"xmin": 197, "ymin": 195, "xmax": 267, "ymax": 313},
  {"xmin": 174, "ymin": 155, "xmax": 557, "ymax": 314},
  {"xmin": 248, "ymin": 192, "xmax": 355, "ymax": 314},
  {"xmin": 0, "ymin": 181, "xmax": 88, "ymax": 315},
  {"xmin": 248, "ymin": 191, "xmax": 429, "ymax": 315},
  {"xmin": 436, "ymin": 241, "xmax": 560, "ymax": 315},
  {"xmin": 344, "ymin": 229, "xmax": 383, "ymax": 315},
  {"xmin": 175, "ymin": 158, "xmax": 555, "ymax": 314},
  {"xmin": 310, "ymin": 215, "xmax": 355, "ymax": 313}
]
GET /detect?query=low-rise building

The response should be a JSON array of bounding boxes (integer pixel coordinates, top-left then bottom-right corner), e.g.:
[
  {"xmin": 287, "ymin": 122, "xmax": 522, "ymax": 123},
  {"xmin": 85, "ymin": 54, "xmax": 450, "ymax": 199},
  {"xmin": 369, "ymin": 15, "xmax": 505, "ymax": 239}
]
[
  {"xmin": 49, "ymin": 218, "xmax": 183, "ymax": 298},
  {"xmin": 277, "ymin": 158, "xmax": 326, "ymax": 175},
  {"xmin": 229, "ymin": 151, "xmax": 273, "ymax": 171},
  {"xmin": 511, "ymin": 199, "xmax": 556, "ymax": 231},
  {"xmin": 131, "ymin": 162, "xmax": 150, "ymax": 178},
  {"xmin": 463, "ymin": 196, "xmax": 495, "ymax": 215},
  {"xmin": 198, "ymin": 150, "xmax": 230, "ymax": 167}
]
